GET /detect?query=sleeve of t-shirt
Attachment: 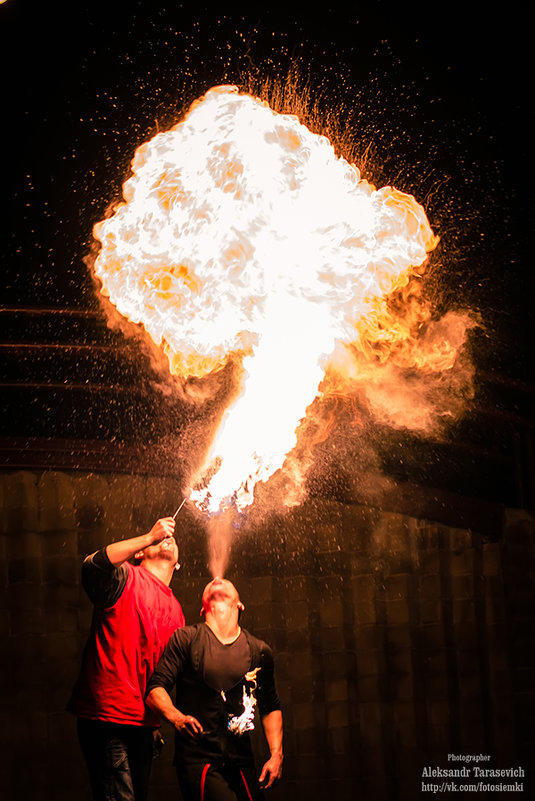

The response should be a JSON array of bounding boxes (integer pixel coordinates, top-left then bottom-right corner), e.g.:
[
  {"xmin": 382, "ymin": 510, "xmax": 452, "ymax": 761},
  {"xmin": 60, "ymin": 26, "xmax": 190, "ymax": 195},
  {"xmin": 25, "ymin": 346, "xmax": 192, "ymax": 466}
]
[
  {"xmin": 256, "ymin": 644, "xmax": 282, "ymax": 716},
  {"xmin": 81, "ymin": 548, "xmax": 128, "ymax": 608},
  {"xmin": 146, "ymin": 626, "xmax": 196, "ymax": 696}
]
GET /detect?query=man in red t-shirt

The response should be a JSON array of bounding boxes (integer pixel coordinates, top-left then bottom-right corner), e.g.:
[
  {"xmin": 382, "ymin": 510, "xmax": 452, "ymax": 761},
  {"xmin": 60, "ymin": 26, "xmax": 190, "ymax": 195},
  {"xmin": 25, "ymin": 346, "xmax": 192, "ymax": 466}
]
[{"xmin": 68, "ymin": 516, "xmax": 185, "ymax": 801}]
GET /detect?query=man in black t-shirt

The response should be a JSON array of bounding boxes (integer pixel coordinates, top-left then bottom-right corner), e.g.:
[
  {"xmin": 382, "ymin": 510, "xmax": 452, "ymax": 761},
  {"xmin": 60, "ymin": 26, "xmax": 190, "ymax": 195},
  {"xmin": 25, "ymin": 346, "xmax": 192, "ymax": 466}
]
[{"xmin": 146, "ymin": 578, "xmax": 283, "ymax": 801}]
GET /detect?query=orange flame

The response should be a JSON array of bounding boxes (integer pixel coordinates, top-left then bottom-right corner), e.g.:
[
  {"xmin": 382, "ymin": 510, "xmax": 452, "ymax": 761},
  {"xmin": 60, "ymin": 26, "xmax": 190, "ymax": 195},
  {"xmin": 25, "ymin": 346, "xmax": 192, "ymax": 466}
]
[{"xmin": 92, "ymin": 85, "xmax": 472, "ymax": 514}]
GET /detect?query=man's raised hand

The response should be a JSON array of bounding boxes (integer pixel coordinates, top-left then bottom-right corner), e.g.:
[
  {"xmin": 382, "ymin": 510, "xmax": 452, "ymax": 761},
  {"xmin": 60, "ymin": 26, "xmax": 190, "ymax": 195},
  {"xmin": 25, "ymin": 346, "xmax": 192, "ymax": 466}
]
[{"xmin": 148, "ymin": 517, "xmax": 176, "ymax": 544}]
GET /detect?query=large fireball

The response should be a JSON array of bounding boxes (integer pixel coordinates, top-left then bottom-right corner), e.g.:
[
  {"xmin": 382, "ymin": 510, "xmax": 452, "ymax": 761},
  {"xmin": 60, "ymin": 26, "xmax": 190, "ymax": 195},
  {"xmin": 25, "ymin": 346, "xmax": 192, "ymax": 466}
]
[{"xmin": 92, "ymin": 85, "xmax": 472, "ymax": 513}]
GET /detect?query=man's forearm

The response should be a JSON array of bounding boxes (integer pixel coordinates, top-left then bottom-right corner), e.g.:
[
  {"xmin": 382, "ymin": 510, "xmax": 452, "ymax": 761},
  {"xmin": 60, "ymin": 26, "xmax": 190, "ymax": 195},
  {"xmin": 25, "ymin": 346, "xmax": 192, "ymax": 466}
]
[
  {"xmin": 105, "ymin": 517, "xmax": 176, "ymax": 567},
  {"xmin": 146, "ymin": 687, "xmax": 181, "ymax": 725},
  {"xmin": 146, "ymin": 687, "xmax": 204, "ymax": 737},
  {"xmin": 105, "ymin": 532, "xmax": 155, "ymax": 567},
  {"xmin": 262, "ymin": 709, "xmax": 283, "ymax": 757},
  {"xmin": 259, "ymin": 710, "xmax": 283, "ymax": 787}
]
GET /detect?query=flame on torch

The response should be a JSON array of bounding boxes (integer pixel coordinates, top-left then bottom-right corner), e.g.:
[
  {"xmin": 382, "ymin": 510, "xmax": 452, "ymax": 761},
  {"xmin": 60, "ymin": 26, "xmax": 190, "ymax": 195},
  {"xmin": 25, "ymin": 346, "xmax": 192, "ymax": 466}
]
[{"xmin": 92, "ymin": 85, "xmax": 473, "ymax": 519}]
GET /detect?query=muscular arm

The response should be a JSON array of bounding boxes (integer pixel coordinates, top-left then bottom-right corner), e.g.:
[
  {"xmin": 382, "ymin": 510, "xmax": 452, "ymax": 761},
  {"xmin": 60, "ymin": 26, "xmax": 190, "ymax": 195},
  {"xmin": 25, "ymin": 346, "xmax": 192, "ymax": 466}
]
[
  {"xmin": 259, "ymin": 710, "xmax": 283, "ymax": 789},
  {"xmin": 82, "ymin": 517, "xmax": 176, "ymax": 607},
  {"xmin": 255, "ymin": 644, "xmax": 283, "ymax": 789},
  {"xmin": 146, "ymin": 687, "xmax": 203, "ymax": 737},
  {"xmin": 146, "ymin": 628, "xmax": 203, "ymax": 738},
  {"xmin": 105, "ymin": 517, "xmax": 176, "ymax": 566}
]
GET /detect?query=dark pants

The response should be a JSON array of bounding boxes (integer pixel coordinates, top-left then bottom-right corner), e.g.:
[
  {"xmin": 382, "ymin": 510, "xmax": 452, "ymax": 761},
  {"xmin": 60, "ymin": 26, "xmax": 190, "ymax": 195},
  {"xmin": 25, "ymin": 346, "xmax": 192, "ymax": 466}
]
[
  {"xmin": 176, "ymin": 762, "xmax": 264, "ymax": 801},
  {"xmin": 77, "ymin": 718, "xmax": 154, "ymax": 801}
]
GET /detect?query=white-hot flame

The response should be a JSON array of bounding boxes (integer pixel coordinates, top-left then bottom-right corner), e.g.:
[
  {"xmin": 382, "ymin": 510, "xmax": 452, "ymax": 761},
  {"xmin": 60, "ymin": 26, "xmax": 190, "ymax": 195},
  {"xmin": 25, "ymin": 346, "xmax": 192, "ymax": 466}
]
[{"xmin": 227, "ymin": 685, "xmax": 258, "ymax": 735}]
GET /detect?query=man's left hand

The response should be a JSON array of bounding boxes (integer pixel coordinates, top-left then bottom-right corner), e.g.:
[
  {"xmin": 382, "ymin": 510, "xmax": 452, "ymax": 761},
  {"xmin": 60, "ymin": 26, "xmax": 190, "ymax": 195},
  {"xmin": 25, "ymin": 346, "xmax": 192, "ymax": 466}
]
[{"xmin": 259, "ymin": 752, "xmax": 283, "ymax": 789}]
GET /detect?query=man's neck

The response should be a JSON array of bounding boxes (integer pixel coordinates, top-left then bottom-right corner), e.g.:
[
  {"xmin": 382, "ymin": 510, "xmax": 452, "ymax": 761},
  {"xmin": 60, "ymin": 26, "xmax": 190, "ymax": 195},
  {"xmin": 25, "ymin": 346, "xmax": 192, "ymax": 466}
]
[
  {"xmin": 140, "ymin": 559, "xmax": 174, "ymax": 587},
  {"xmin": 205, "ymin": 607, "xmax": 241, "ymax": 644}
]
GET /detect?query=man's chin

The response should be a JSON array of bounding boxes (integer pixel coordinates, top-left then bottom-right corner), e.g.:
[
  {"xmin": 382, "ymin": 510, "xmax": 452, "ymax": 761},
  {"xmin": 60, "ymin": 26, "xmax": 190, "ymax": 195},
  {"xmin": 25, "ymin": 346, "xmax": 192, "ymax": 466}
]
[{"xmin": 159, "ymin": 542, "xmax": 178, "ymax": 561}]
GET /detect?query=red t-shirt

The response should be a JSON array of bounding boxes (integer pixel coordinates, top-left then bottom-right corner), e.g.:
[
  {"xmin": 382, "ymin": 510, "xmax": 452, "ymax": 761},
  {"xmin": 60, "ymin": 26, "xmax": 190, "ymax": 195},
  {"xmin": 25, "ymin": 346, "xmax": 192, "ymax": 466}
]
[{"xmin": 68, "ymin": 561, "xmax": 185, "ymax": 726}]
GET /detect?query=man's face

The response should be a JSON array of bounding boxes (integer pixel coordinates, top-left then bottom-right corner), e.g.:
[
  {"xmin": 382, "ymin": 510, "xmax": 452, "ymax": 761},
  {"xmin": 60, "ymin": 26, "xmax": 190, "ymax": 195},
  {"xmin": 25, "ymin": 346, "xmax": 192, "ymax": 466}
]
[{"xmin": 201, "ymin": 578, "xmax": 242, "ymax": 613}]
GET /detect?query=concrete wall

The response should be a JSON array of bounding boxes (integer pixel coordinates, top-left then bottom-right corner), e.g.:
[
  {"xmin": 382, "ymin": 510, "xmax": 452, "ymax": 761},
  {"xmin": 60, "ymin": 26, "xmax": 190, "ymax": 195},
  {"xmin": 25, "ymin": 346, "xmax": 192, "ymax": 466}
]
[{"xmin": 1, "ymin": 470, "xmax": 533, "ymax": 800}]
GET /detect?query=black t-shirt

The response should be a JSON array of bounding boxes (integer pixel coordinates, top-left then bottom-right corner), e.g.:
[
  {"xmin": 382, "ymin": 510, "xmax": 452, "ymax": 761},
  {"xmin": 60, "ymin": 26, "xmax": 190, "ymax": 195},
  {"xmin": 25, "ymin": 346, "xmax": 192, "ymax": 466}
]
[
  {"xmin": 147, "ymin": 623, "xmax": 281, "ymax": 766},
  {"xmin": 203, "ymin": 628, "xmax": 251, "ymax": 693}
]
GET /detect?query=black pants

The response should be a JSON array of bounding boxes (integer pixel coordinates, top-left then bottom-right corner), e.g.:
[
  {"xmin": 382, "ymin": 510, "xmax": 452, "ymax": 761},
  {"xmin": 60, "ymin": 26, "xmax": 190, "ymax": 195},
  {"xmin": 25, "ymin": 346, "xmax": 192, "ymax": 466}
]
[
  {"xmin": 77, "ymin": 718, "xmax": 154, "ymax": 801},
  {"xmin": 177, "ymin": 761, "xmax": 264, "ymax": 801}
]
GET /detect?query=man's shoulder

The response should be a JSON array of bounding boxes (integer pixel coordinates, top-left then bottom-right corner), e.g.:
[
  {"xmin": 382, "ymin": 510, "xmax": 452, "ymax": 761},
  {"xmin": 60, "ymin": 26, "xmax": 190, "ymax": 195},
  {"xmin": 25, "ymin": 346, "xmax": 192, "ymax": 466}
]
[
  {"xmin": 171, "ymin": 622, "xmax": 204, "ymax": 645},
  {"xmin": 81, "ymin": 550, "xmax": 130, "ymax": 608},
  {"xmin": 182, "ymin": 622, "xmax": 203, "ymax": 635},
  {"xmin": 242, "ymin": 628, "xmax": 270, "ymax": 647},
  {"xmin": 242, "ymin": 629, "xmax": 274, "ymax": 660}
]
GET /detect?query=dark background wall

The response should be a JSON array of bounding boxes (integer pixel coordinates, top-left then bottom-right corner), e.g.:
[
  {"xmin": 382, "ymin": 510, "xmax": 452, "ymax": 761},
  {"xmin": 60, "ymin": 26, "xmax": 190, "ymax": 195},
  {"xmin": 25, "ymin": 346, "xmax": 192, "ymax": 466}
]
[{"xmin": 1, "ymin": 470, "xmax": 533, "ymax": 801}]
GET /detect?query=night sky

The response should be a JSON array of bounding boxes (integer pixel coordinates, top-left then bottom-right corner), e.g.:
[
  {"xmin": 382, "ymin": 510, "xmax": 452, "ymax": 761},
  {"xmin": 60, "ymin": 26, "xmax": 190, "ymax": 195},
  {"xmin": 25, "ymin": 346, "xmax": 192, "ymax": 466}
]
[{"xmin": 1, "ymin": 2, "xmax": 533, "ymax": 382}]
